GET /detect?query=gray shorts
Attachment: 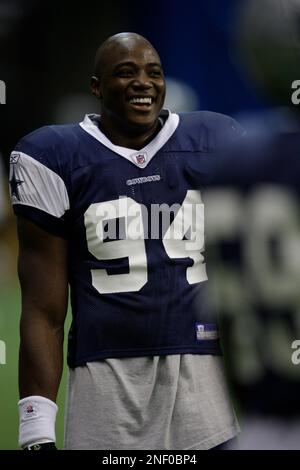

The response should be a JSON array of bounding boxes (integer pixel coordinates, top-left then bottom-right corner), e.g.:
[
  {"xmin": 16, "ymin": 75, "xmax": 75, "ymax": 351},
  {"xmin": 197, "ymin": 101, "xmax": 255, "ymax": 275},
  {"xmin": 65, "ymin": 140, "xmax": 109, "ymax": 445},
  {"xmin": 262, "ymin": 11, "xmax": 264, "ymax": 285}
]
[{"xmin": 64, "ymin": 354, "xmax": 239, "ymax": 450}]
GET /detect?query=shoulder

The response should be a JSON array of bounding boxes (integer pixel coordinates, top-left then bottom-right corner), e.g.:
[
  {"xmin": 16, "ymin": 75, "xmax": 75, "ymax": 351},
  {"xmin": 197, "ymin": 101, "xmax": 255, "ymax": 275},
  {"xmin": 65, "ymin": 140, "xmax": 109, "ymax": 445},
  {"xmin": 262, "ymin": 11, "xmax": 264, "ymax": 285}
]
[
  {"xmin": 176, "ymin": 111, "xmax": 245, "ymax": 151},
  {"xmin": 179, "ymin": 110, "xmax": 241, "ymax": 129},
  {"xmin": 14, "ymin": 123, "xmax": 81, "ymax": 158},
  {"xmin": 11, "ymin": 123, "xmax": 83, "ymax": 174}
]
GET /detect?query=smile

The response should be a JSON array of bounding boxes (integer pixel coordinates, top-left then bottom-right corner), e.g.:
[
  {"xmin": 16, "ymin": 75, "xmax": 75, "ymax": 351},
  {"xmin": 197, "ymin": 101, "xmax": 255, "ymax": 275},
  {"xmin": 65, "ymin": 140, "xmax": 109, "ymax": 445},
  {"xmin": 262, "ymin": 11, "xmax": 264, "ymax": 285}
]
[{"xmin": 129, "ymin": 97, "xmax": 154, "ymax": 105}]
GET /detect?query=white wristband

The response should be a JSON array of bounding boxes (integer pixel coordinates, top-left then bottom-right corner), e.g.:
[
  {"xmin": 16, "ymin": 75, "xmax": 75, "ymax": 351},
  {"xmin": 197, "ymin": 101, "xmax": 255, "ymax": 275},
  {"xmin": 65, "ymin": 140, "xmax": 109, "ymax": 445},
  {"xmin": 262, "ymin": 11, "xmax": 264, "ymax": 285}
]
[{"xmin": 18, "ymin": 395, "xmax": 58, "ymax": 448}]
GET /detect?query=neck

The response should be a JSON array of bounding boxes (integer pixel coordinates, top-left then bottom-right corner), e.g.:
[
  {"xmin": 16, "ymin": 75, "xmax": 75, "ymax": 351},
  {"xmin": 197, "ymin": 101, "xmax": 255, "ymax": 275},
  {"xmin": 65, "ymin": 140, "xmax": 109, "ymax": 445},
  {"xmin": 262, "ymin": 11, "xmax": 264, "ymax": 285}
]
[{"xmin": 98, "ymin": 117, "xmax": 162, "ymax": 150}]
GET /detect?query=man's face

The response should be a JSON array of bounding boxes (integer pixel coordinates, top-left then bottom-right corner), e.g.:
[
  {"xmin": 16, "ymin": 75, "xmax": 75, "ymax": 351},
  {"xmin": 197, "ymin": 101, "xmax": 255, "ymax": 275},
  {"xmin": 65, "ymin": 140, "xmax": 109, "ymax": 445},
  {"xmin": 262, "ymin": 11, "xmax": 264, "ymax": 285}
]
[{"xmin": 93, "ymin": 38, "xmax": 166, "ymax": 132}]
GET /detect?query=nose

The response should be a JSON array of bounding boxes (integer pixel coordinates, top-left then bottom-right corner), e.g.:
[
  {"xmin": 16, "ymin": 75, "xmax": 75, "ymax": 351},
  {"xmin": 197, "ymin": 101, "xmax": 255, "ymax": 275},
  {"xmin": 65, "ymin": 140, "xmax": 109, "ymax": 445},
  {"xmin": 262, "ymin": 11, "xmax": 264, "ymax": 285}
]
[{"xmin": 131, "ymin": 70, "xmax": 152, "ymax": 89}]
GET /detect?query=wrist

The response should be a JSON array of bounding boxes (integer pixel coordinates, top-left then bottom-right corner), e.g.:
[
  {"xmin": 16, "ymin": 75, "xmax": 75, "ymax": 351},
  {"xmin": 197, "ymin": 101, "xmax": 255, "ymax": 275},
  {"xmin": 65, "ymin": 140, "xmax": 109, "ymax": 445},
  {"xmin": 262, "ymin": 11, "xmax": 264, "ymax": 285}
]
[{"xmin": 18, "ymin": 395, "xmax": 58, "ymax": 449}]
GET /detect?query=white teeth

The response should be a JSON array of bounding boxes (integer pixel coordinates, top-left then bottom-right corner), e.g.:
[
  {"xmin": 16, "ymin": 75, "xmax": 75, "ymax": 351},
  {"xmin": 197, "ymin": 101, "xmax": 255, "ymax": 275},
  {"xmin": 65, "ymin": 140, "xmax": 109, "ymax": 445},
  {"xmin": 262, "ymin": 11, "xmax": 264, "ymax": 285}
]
[{"xmin": 130, "ymin": 97, "xmax": 152, "ymax": 104}]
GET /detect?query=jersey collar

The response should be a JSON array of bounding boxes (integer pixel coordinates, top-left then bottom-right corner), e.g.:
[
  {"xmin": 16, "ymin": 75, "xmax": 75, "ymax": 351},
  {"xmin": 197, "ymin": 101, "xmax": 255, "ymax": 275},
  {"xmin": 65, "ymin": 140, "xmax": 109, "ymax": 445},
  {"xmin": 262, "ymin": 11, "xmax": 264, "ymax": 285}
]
[{"xmin": 79, "ymin": 111, "xmax": 179, "ymax": 168}]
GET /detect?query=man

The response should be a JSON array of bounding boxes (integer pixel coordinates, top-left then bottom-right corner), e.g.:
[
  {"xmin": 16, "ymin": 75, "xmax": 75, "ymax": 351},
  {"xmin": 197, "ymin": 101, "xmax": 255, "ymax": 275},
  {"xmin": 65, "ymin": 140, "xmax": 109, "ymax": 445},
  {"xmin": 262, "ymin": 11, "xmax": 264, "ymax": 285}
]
[{"xmin": 10, "ymin": 32, "xmax": 241, "ymax": 450}]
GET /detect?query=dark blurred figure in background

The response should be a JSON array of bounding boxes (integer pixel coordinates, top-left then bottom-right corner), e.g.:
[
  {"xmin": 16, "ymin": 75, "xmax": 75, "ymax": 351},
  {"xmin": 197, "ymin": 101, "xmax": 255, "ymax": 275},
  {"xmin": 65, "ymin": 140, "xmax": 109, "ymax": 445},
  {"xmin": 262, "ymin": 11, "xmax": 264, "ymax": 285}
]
[
  {"xmin": 187, "ymin": 0, "xmax": 300, "ymax": 450},
  {"xmin": 0, "ymin": 157, "xmax": 6, "ymax": 226}
]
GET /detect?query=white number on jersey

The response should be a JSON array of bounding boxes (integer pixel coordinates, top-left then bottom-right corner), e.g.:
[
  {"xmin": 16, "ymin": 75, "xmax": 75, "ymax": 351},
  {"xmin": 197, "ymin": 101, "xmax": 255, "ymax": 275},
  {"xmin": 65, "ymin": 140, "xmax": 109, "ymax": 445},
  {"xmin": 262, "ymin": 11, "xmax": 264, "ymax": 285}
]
[{"xmin": 84, "ymin": 190, "xmax": 207, "ymax": 294}]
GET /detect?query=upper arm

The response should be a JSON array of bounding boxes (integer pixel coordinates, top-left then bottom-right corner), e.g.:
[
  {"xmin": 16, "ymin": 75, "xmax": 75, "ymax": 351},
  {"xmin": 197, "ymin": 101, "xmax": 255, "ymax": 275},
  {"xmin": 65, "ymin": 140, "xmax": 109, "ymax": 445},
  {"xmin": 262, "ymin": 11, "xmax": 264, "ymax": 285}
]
[
  {"xmin": 9, "ymin": 129, "xmax": 70, "ymax": 327},
  {"xmin": 17, "ymin": 216, "xmax": 69, "ymax": 328}
]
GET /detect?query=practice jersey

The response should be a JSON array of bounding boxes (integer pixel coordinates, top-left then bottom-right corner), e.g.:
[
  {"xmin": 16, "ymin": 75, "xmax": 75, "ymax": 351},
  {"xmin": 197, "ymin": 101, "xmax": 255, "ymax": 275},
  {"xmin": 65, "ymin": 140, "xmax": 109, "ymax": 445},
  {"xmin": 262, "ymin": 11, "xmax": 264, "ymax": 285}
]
[{"xmin": 9, "ymin": 110, "xmax": 243, "ymax": 367}]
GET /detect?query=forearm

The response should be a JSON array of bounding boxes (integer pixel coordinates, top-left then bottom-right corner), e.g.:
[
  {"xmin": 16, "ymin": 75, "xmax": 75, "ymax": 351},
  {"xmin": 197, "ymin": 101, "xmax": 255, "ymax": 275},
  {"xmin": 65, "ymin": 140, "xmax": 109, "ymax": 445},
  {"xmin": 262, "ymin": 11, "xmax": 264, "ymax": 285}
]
[
  {"xmin": 19, "ymin": 314, "xmax": 64, "ymax": 402},
  {"xmin": 15, "ymin": 218, "xmax": 68, "ymax": 448}
]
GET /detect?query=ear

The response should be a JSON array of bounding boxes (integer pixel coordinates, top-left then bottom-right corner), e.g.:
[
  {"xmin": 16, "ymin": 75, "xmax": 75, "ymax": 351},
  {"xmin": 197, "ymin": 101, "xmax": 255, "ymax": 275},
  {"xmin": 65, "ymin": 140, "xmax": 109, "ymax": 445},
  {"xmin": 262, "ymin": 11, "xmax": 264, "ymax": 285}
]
[{"xmin": 90, "ymin": 76, "xmax": 102, "ymax": 99}]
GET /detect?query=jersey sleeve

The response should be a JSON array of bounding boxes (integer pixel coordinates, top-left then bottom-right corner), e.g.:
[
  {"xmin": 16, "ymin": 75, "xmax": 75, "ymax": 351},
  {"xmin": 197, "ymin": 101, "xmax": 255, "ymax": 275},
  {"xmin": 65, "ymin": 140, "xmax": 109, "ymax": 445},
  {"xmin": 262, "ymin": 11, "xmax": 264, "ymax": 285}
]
[
  {"xmin": 9, "ymin": 127, "xmax": 70, "ymax": 237},
  {"xmin": 210, "ymin": 113, "xmax": 246, "ymax": 147},
  {"xmin": 183, "ymin": 112, "xmax": 246, "ymax": 187}
]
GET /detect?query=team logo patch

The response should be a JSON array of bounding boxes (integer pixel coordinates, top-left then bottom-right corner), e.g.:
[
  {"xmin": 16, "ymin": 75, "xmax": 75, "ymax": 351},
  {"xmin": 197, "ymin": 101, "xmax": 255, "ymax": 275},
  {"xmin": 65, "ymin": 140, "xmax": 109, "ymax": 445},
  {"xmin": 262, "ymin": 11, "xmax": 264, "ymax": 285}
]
[
  {"xmin": 132, "ymin": 153, "xmax": 147, "ymax": 166},
  {"xmin": 24, "ymin": 402, "xmax": 38, "ymax": 419},
  {"xmin": 10, "ymin": 153, "xmax": 20, "ymax": 164},
  {"xmin": 26, "ymin": 404, "xmax": 34, "ymax": 415},
  {"xmin": 195, "ymin": 323, "xmax": 219, "ymax": 341},
  {"xmin": 9, "ymin": 167, "xmax": 24, "ymax": 201}
]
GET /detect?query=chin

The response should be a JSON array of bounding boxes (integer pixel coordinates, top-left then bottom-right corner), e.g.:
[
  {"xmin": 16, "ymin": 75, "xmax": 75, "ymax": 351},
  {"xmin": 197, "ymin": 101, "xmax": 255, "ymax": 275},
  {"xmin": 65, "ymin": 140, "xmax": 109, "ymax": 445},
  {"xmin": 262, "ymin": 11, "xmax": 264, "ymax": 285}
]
[{"xmin": 128, "ymin": 113, "xmax": 158, "ymax": 129}]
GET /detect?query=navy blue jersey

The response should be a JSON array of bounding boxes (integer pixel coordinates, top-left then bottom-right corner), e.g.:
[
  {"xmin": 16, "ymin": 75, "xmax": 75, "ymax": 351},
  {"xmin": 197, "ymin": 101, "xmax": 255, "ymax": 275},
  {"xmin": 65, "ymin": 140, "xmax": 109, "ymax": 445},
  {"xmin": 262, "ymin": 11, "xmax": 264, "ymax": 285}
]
[{"xmin": 9, "ymin": 110, "xmax": 243, "ymax": 367}]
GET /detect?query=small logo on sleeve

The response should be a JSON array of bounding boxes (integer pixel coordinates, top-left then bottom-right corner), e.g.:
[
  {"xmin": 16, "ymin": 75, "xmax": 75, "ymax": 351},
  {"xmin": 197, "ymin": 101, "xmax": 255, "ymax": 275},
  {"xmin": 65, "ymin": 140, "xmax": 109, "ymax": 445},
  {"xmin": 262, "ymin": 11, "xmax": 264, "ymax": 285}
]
[
  {"xmin": 10, "ymin": 153, "xmax": 20, "ymax": 164},
  {"xmin": 195, "ymin": 323, "xmax": 219, "ymax": 341}
]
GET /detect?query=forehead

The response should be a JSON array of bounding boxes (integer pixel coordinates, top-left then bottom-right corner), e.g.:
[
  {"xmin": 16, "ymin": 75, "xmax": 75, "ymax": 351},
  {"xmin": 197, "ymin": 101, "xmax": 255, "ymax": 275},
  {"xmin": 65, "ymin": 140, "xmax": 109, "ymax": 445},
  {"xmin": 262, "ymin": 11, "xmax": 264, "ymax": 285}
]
[{"xmin": 103, "ymin": 38, "xmax": 161, "ymax": 69}]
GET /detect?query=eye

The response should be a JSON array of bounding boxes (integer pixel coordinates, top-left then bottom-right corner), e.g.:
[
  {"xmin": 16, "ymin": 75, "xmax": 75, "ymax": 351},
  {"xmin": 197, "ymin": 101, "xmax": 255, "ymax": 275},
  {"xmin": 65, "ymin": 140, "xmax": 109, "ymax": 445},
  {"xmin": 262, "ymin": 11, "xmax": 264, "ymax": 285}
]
[
  {"xmin": 149, "ymin": 70, "xmax": 162, "ymax": 77},
  {"xmin": 114, "ymin": 69, "xmax": 135, "ymax": 77}
]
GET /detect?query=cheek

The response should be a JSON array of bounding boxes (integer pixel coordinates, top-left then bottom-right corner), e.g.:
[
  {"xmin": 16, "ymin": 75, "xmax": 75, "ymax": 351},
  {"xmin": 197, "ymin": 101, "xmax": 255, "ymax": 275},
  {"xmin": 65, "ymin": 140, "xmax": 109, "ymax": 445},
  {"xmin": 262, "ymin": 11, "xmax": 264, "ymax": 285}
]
[
  {"xmin": 158, "ymin": 87, "xmax": 166, "ymax": 104},
  {"xmin": 157, "ymin": 82, "xmax": 166, "ymax": 97},
  {"xmin": 103, "ymin": 90, "xmax": 124, "ymax": 108}
]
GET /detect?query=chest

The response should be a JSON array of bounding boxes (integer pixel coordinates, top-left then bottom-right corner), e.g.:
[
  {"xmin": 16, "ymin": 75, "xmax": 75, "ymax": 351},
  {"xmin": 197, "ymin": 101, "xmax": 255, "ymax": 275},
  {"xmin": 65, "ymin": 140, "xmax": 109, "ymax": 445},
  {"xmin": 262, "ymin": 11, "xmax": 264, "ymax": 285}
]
[{"xmin": 69, "ymin": 150, "xmax": 196, "ymax": 214}]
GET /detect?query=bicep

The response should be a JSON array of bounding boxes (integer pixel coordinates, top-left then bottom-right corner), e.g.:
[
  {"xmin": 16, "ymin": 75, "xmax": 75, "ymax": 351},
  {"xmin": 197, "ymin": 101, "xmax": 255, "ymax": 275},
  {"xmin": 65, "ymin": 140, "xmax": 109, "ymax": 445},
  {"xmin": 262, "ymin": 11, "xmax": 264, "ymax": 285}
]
[{"xmin": 17, "ymin": 216, "xmax": 69, "ymax": 328}]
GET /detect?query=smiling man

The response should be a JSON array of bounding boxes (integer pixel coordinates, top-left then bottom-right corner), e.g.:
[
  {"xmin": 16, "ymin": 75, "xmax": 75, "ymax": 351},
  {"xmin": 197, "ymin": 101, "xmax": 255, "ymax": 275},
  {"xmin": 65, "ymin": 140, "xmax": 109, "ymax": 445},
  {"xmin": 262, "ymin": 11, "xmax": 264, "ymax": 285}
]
[
  {"xmin": 10, "ymin": 32, "xmax": 242, "ymax": 450},
  {"xmin": 91, "ymin": 34, "xmax": 166, "ymax": 147}
]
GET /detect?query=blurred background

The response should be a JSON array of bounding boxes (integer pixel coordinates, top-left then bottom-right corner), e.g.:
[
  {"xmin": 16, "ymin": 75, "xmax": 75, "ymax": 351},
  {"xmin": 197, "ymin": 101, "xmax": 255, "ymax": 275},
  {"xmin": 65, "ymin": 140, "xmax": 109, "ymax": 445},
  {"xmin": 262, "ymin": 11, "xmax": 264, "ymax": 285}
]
[{"xmin": 1, "ymin": 0, "xmax": 300, "ymax": 450}]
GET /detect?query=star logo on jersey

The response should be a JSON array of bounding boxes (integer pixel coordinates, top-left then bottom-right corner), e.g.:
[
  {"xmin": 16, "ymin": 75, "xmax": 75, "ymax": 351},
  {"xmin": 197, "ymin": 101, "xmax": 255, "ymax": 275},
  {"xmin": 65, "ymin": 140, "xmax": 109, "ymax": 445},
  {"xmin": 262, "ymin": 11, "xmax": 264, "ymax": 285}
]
[{"xmin": 9, "ymin": 167, "xmax": 24, "ymax": 201}]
